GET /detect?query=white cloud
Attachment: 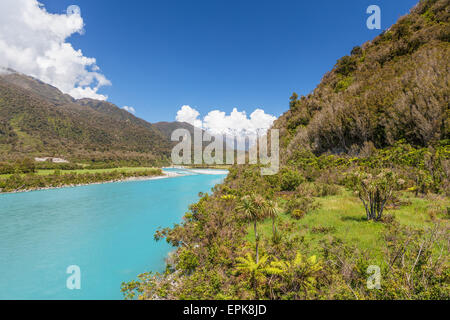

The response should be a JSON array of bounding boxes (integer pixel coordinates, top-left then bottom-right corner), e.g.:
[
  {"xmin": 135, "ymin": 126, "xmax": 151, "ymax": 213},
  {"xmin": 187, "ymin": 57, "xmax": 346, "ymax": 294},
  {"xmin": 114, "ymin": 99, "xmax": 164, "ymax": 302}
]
[
  {"xmin": 0, "ymin": 0, "xmax": 110, "ymax": 100},
  {"xmin": 176, "ymin": 105, "xmax": 203, "ymax": 128},
  {"xmin": 175, "ymin": 105, "xmax": 277, "ymax": 140},
  {"xmin": 122, "ymin": 106, "xmax": 136, "ymax": 114}
]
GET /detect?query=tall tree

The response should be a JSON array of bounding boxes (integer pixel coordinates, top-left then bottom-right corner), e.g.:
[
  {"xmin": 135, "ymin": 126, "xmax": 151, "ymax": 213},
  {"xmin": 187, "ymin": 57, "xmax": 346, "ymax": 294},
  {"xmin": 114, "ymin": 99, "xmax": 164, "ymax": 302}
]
[{"xmin": 236, "ymin": 194, "xmax": 267, "ymax": 263}]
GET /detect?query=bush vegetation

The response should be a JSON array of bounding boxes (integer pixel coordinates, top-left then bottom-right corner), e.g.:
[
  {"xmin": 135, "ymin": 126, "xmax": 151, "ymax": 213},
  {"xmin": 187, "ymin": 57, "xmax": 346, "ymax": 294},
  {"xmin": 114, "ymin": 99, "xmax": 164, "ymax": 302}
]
[
  {"xmin": 274, "ymin": 0, "xmax": 449, "ymax": 156},
  {"xmin": 121, "ymin": 139, "xmax": 449, "ymax": 300},
  {"xmin": 121, "ymin": 1, "xmax": 449, "ymax": 300},
  {"xmin": 0, "ymin": 167, "xmax": 162, "ymax": 192}
]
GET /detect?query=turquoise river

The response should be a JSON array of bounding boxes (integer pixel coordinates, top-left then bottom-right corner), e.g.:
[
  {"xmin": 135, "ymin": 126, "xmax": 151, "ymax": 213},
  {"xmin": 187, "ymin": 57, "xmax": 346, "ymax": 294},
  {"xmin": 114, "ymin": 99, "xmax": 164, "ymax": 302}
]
[{"xmin": 0, "ymin": 168, "xmax": 227, "ymax": 299}]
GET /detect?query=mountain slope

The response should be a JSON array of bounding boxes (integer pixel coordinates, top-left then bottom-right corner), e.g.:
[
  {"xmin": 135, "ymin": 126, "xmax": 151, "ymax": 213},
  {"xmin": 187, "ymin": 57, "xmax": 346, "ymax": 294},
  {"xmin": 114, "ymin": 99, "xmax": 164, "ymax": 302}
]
[
  {"xmin": 153, "ymin": 121, "xmax": 200, "ymax": 140},
  {"xmin": 0, "ymin": 72, "xmax": 171, "ymax": 164},
  {"xmin": 273, "ymin": 0, "xmax": 449, "ymax": 162}
]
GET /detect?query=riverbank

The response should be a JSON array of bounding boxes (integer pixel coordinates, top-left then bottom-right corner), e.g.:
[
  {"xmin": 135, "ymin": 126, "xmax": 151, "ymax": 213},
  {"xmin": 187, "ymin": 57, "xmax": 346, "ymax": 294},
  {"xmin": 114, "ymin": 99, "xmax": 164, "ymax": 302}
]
[{"xmin": 0, "ymin": 169, "xmax": 182, "ymax": 194}]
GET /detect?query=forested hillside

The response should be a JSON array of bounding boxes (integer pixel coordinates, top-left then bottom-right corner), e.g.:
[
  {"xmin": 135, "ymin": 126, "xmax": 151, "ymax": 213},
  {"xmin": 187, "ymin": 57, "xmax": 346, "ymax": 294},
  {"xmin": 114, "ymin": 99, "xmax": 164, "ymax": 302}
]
[
  {"xmin": 274, "ymin": 0, "xmax": 449, "ymax": 161},
  {"xmin": 0, "ymin": 71, "xmax": 172, "ymax": 165}
]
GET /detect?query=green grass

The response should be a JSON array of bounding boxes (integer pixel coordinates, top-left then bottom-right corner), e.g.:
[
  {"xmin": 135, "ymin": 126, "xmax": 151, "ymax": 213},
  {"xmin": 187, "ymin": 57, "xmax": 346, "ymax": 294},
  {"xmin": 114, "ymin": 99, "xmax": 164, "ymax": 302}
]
[
  {"xmin": 246, "ymin": 189, "xmax": 449, "ymax": 264},
  {"xmin": 0, "ymin": 167, "xmax": 160, "ymax": 178}
]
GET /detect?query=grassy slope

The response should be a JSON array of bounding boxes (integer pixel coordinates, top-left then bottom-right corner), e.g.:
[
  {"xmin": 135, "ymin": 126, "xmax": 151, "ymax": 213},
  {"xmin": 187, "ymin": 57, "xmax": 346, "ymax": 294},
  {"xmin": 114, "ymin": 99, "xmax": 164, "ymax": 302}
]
[{"xmin": 247, "ymin": 190, "xmax": 449, "ymax": 264}]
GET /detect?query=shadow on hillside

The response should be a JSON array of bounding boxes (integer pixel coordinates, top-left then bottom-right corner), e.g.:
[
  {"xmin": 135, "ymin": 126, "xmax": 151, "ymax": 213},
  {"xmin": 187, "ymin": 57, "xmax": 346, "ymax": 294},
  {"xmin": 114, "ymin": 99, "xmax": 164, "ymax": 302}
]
[{"xmin": 340, "ymin": 215, "xmax": 366, "ymax": 222}]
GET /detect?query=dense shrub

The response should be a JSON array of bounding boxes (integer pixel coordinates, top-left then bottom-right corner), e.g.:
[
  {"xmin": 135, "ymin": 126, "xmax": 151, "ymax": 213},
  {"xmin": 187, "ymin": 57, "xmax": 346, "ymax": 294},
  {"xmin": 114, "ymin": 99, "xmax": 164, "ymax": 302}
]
[
  {"xmin": 11, "ymin": 158, "xmax": 36, "ymax": 173},
  {"xmin": 285, "ymin": 196, "xmax": 318, "ymax": 219},
  {"xmin": 335, "ymin": 55, "xmax": 357, "ymax": 76},
  {"xmin": 296, "ymin": 182, "xmax": 341, "ymax": 197},
  {"xmin": 0, "ymin": 162, "xmax": 14, "ymax": 174},
  {"xmin": 334, "ymin": 76, "xmax": 354, "ymax": 92},
  {"xmin": 177, "ymin": 249, "xmax": 199, "ymax": 274},
  {"xmin": 279, "ymin": 168, "xmax": 305, "ymax": 191}
]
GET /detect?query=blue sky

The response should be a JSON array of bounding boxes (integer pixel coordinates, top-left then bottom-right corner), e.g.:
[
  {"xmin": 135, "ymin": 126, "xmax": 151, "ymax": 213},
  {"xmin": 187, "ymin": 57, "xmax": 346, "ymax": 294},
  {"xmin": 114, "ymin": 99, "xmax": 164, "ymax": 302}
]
[{"xmin": 39, "ymin": 0, "xmax": 419, "ymax": 123}]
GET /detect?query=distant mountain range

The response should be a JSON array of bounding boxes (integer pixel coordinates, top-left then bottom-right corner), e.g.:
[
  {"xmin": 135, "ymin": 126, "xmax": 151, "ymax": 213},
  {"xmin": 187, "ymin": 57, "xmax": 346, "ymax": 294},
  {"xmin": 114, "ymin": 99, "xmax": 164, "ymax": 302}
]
[{"xmin": 0, "ymin": 70, "xmax": 200, "ymax": 165}]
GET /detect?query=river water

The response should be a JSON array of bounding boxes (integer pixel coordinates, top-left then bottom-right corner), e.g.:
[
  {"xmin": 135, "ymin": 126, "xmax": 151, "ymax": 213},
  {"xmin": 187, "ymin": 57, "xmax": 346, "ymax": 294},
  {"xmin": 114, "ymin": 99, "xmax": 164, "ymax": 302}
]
[{"xmin": 0, "ymin": 168, "xmax": 227, "ymax": 299}]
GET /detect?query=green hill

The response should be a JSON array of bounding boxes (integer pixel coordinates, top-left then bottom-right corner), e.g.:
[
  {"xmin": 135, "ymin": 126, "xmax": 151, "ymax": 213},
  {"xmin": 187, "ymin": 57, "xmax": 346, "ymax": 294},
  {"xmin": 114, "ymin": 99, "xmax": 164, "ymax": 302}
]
[
  {"xmin": 0, "ymin": 70, "xmax": 231, "ymax": 166},
  {"xmin": 0, "ymin": 71, "xmax": 173, "ymax": 165},
  {"xmin": 273, "ymin": 0, "xmax": 449, "ymax": 161}
]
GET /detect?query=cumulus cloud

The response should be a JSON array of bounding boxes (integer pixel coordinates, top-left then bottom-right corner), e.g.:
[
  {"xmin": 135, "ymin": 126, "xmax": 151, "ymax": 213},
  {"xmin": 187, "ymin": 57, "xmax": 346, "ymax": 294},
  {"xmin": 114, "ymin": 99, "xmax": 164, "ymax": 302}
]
[
  {"xmin": 175, "ymin": 105, "xmax": 277, "ymax": 142},
  {"xmin": 0, "ymin": 0, "xmax": 110, "ymax": 100},
  {"xmin": 122, "ymin": 106, "xmax": 136, "ymax": 114},
  {"xmin": 176, "ymin": 105, "xmax": 203, "ymax": 128},
  {"xmin": 203, "ymin": 108, "xmax": 277, "ymax": 136}
]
